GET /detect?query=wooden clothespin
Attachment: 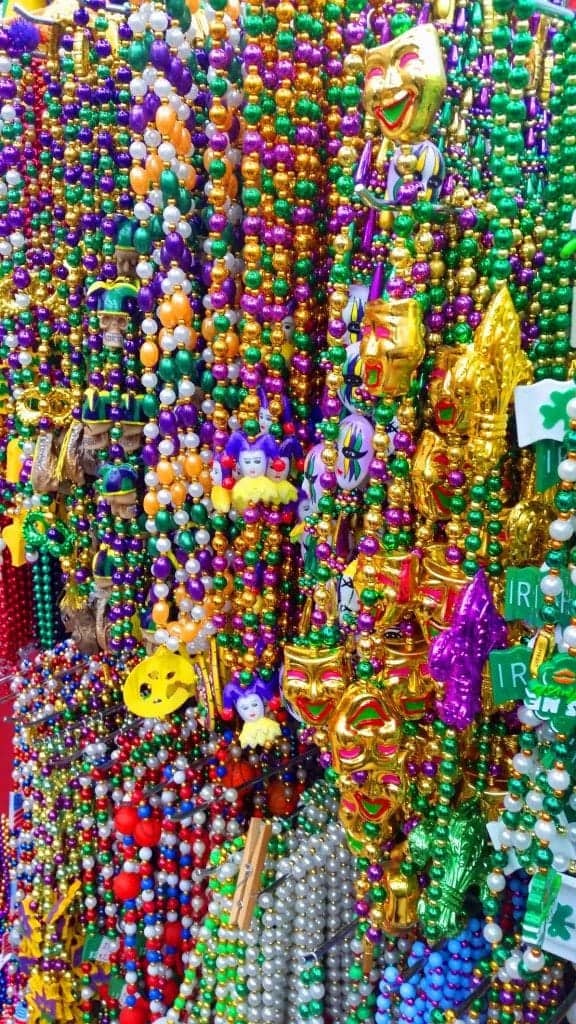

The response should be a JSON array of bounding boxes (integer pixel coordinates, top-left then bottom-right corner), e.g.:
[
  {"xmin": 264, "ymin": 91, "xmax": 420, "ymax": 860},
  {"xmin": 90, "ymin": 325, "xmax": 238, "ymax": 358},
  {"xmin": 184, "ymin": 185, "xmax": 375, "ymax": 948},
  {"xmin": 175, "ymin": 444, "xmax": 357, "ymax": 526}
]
[
  {"xmin": 229, "ymin": 818, "xmax": 272, "ymax": 931},
  {"xmin": 362, "ymin": 937, "xmax": 374, "ymax": 975},
  {"xmin": 207, "ymin": 637, "xmax": 225, "ymax": 729}
]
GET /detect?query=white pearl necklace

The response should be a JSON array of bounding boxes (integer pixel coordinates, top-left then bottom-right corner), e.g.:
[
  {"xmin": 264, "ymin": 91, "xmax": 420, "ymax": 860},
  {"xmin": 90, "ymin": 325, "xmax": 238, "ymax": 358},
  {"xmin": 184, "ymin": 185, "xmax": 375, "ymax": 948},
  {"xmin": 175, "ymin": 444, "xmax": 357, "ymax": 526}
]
[{"xmin": 252, "ymin": 787, "xmax": 356, "ymax": 1024}]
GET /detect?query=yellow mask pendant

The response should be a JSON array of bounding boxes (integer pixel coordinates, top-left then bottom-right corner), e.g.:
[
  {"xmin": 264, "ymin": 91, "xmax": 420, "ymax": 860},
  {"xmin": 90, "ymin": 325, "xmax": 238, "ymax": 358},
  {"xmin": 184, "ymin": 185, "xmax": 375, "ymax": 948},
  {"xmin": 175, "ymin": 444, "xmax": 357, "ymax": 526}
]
[{"xmin": 123, "ymin": 646, "xmax": 197, "ymax": 718}]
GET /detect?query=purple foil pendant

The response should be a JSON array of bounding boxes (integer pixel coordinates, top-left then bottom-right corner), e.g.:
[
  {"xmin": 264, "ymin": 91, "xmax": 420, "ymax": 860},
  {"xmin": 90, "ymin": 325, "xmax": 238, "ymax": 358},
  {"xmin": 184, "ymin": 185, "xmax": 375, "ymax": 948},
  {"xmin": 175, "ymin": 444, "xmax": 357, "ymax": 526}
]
[{"xmin": 428, "ymin": 570, "xmax": 507, "ymax": 730}]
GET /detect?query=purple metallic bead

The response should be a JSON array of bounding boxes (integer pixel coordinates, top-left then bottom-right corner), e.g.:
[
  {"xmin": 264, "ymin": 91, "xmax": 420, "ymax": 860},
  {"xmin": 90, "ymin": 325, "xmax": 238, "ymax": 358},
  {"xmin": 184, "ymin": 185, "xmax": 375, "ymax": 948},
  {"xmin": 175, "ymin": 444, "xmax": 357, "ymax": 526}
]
[
  {"xmin": 357, "ymin": 613, "xmax": 375, "ymax": 631},
  {"xmin": 426, "ymin": 311, "xmax": 445, "ymax": 331},
  {"xmin": 187, "ymin": 579, "xmax": 205, "ymax": 602},
  {"xmin": 199, "ymin": 423, "xmax": 214, "ymax": 446},
  {"xmin": 323, "ymin": 396, "xmax": 341, "ymax": 418},
  {"xmin": 197, "ymin": 550, "xmax": 212, "ymax": 572},
  {"xmin": 244, "ymin": 42, "xmax": 263, "ymax": 64},
  {"xmin": 240, "ymin": 368, "xmax": 260, "ymax": 390},
  {"xmin": 143, "ymin": 92, "xmax": 160, "ymax": 122},
  {"xmin": 359, "ymin": 536, "xmax": 379, "ymax": 557},
  {"xmin": 385, "ymin": 508, "xmax": 403, "ymax": 527},
  {"xmin": 319, "ymin": 471, "xmax": 337, "ymax": 490},
  {"xmin": 176, "ymin": 404, "xmax": 197, "ymax": 430},
  {"xmin": 213, "ymin": 429, "xmax": 228, "ymax": 449},
  {"xmin": 152, "ymin": 557, "xmax": 172, "ymax": 581},
  {"xmin": 158, "ymin": 410, "xmax": 178, "ymax": 437},
  {"xmin": 394, "ymin": 431, "xmax": 412, "ymax": 452},
  {"xmin": 141, "ymin": 444, "xmax": 159, "ymax": 468},
  {"xmin": 454, "ymin": 294, "xmax": 473, "ymax": 316},
  {"xmin": 129, "ymin": 105, "xmax": 147, "ymax": 132},
  {"xmin": 411, "ymin": 261, "xmax": 431, "ymax": 283}
]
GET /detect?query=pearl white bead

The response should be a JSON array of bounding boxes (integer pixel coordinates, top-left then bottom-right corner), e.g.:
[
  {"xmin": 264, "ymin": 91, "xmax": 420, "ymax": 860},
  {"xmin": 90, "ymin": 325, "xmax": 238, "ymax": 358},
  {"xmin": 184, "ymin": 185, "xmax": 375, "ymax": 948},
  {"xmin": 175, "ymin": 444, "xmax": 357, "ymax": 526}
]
[
  {"xmin": 549, "ymin": 517, "xmax": 575, "ymax": 542},
  {"xmin": 483, "ymin": 922, "xmax": 503, "ymax": 944},
  {"xmin": 523, "ymin": 948, "xmax": 545, "ymax": 973},
  {"xmin": 505, "ymin": 955, "xmax": 521, "ymax": 981},
  {"xmin": 540, "ymin": 574, "xmax": 564, "ymax": 597},
  {"xmin": 512, "ymin": 830, "xmax": 532, "ymax": 851},
  {"xmin": 487, "ymin": 872, "xmax": 506, "ymax": 892},
  {"xmin": 558, "ymin": 459, "xmax": 576, "ymax": 483},
  {"xmin": 159, "ymin": 387, "xmax": 176, "ymax": 405},
  {"xmin": 534, "ymin": 818, "xmax": 557, "ymax": 842},
  {"xmin": 512, "ymin": 752, "xmax": 535, "ymax": 775},
  {"xmin": 525, "ymin": 790, "xmax": 544, "ymax": 812},
  {"xmin": 504, "ymin": 794, "xmax": 523, "ymax": 813},
  {"xmin": 548, "ymin": 768, "xmax": 570, "ymax": 791}
]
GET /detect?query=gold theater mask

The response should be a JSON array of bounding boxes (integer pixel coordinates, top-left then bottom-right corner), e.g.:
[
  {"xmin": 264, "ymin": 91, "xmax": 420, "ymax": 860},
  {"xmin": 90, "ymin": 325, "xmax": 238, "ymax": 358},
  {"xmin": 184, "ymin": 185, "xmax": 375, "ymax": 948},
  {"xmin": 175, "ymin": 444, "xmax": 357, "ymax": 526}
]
[
  {"xmin": 338, "ymin": 768, "xmax": 405, "ymax": 844},
  {"xmin": 359, "ymin": 296, "xmax": 425, "ymax": 399},
  {"xmin": 412, "ymin": 429, "xmax": 452, "ymax": 521},
  {"xmin": 379, "ymin": 633, "xmax": 433, "ymax": 721},
  {"xmin": 330, "ymin": 683, "xmax": 402, "ymax": 776},
  {"xmin": 351, "ymin": 549, "xmax": 420, "ymax": 629},
  {"xmin": 283, "ymin": 644, "xmax": 348, "ymax": 730},
  {"xmin": 364, "ymin": 25, "xmax": 447, "ymax": 145}
]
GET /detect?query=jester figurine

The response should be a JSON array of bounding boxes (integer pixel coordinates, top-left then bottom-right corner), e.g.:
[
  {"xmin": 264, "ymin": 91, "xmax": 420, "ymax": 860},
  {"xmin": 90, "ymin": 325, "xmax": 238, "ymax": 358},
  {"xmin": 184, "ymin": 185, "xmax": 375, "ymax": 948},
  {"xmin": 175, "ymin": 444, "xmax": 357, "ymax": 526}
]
[
  {"xmin": 87, "ymin": 279, "xmax": 139, "ymax": 353},
  {"xmin": 114, "ymin": 217, "xmax": 140, "ymax": 280},
  {"xmin": 211, "ymin": 428, "xmax": 298, "ymax": 512},
  {"xmin": 222, "ymin": 674, "xmax": 282, "ymax": 749}
]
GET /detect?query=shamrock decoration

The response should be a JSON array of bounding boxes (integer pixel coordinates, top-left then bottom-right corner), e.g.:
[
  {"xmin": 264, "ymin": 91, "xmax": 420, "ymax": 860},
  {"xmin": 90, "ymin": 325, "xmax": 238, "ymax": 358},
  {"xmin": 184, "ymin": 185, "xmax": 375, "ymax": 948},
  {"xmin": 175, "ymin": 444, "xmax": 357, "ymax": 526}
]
[
  {"xmin": 548, "ymin": 901, "xmax": 575, "ymax": 942},
  {"xmin": 540, "ymin": 387, "xmax": 576, "ymax": 433},
  {"xmin": 525, "ymin": 653, "xmax": 576, "ymax": 735},
  {"xmin": 522, "ymin": 869, "xmax": 561, "ymax": 946}
]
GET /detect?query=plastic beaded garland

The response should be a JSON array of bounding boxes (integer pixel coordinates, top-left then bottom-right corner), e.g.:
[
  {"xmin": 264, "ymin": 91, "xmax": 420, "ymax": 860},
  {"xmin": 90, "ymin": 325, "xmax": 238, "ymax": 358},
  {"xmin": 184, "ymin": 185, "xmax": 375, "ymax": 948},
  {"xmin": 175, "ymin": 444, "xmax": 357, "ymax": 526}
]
[{"xmin": 2, "ymin": 1, "xmax": 576, "ymax": 1024}]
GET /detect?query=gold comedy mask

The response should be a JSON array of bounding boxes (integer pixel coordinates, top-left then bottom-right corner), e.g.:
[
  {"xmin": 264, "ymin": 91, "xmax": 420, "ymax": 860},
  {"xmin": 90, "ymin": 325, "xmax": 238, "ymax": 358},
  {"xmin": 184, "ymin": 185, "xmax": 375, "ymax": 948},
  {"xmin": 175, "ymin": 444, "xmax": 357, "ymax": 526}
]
[
  {"xmin": 359, "ymin": 295, "xmax": 425, "ymax": 399},
  {"xmin": 283, "ymin": 644, "xmax": 348, "ymax": 733},
  {"xmin": 364, "ymin": 25, "xmax": 447, "ymax": 144}
]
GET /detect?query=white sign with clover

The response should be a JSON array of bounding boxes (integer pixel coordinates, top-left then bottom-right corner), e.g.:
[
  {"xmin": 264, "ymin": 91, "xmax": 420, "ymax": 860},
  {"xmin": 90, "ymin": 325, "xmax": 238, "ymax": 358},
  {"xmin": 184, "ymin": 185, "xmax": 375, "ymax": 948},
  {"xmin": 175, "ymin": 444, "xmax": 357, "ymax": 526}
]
[
  {"xmin": 514, "ymin": 381, "xmax": 576, "ymax": 448},
  {"xmin": 542, "ymin": 873, "xmax": 576, "ymax": 963}
]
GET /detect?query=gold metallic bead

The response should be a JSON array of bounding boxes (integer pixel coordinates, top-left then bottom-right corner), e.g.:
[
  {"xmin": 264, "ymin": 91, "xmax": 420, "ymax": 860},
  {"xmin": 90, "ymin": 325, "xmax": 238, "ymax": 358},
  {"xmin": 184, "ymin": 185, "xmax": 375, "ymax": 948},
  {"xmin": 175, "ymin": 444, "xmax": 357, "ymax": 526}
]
[
  {"xmin": 244, "ymin": 73, "xmax": 263, "ymax": 94},
  {"xmin": 326, "ymin": 29, "xmax": 343, "ymax": 50},
  {"xmin": 365, "ymin": 510, "xmax": 383, "ymax": 532},
  {"xmin": 456, "ymin": 265, "xmax": 477, "ymax": 289},
  {"xmin": 275, "ymin": 87, "xmax": 292, "ymax": 109},
  {"xmin": 344, "ymin": 52, "xmax": 364, "ymax": 75},
  {"xmin": 276, "ymin": 1, "xmax": 295, "ymax": 20}
]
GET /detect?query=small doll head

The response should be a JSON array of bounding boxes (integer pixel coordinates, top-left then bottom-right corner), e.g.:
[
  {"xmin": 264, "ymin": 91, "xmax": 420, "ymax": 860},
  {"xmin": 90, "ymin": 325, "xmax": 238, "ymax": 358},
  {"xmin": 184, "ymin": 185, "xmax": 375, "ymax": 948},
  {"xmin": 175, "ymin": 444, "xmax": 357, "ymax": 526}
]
[
  {"xmin": 225, "ymin": 430, "xmax": 277, "ymax": 480},
  {"xmin": 222, "ymin": 675, "xmax": 276, "ymax": 723}
]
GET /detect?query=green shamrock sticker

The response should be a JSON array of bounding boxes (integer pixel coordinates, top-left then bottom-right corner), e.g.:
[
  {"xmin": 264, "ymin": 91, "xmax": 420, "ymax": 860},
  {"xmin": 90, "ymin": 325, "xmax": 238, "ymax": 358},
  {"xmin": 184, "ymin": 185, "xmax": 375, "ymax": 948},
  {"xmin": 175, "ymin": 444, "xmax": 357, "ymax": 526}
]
[
  {"xmin": 540, "ymin": 388, "xmax": 576, "ymax": 433},
  {"xmin": 525, "ymin": 654, "xmax": 576, "ymax": 735},
  {"xmin": 548, "ymin": 902, "xmax": 576, "ymax": 941},
  {"xmin": 523, "ymin": 869, "xmax": 561, "ymax": 946}
]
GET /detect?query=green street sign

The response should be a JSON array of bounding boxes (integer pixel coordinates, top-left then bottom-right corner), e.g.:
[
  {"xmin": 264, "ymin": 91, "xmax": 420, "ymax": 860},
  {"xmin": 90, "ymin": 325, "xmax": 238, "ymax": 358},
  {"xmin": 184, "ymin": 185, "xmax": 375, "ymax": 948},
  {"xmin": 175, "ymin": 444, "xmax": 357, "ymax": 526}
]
[
  {"xmin": 534, "ymin": 439, "xmax": 563, "ymax": 494},
  {"xmin": 504, "ymin": 567, "xmax": 574, "ymax": 627},
  {"xmin": 489, "ymin": 645, "xmax": 531, "ymax": 705}
]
